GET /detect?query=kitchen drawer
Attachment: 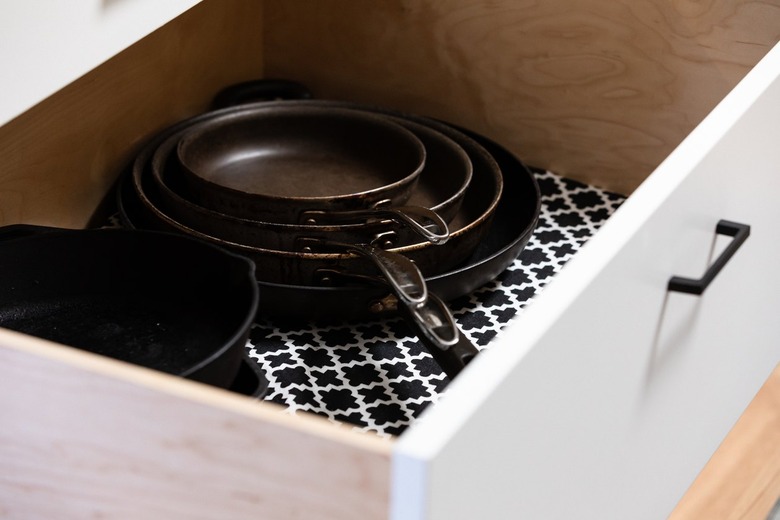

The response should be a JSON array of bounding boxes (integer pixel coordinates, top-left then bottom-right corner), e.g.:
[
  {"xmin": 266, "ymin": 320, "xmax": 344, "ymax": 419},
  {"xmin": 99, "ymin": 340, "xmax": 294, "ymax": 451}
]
[
  {"xmin": 2, "ymin": 2, "xmax": 780, "ymax": 519},
  {"xmin": 395, "ymin": 39, "xmax": 780, "ymax": 519}
]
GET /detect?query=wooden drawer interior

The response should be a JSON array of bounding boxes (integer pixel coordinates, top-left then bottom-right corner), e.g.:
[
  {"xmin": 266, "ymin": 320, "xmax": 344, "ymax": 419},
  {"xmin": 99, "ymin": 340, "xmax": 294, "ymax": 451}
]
[{"xmin": 1, "ymin": 1, "xmax": 779, "ymax": 517}]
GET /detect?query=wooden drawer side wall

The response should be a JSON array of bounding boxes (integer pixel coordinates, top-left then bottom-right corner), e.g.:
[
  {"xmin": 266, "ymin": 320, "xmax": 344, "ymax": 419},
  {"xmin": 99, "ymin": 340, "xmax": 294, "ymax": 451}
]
[{"xmin": 0, "ymin": 0, "xmax": 264, "ymax": 228}]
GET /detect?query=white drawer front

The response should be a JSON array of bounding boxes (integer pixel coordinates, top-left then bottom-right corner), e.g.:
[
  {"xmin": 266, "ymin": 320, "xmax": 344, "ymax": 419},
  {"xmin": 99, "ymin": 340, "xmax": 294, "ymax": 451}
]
[{"xmin": 393, "ymin": 42, "xmax": 780, "ymax": 520}]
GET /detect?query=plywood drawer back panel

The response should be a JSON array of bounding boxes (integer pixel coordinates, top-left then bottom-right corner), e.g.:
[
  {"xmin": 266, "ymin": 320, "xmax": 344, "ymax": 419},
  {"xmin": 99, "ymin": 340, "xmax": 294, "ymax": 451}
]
[
  {"xmin": 0, "ymin": 329, "xmax": 392, "ymax": 520},
  {"xmin": 263, "ymin": 0, "xmax": 779, "ymax": 195}
]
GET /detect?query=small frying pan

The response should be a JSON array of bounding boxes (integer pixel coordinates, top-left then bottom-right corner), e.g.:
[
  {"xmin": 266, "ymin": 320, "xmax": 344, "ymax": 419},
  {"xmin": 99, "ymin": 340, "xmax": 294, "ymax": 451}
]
[
  {"xmin": 0, "ymin": 225, "xmax": 265, "ymax": 394},
  {"xmin": 174, "ymin": 105, "xmax": 429, "ymax": 223},
  {"xmin": 152, "ymin": 115, "xmax": 472, "ymax": 251}
]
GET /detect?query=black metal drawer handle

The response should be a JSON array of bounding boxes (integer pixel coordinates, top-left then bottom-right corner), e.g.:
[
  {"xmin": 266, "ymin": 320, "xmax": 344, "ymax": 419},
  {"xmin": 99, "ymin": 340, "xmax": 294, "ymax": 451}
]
[{"xmin": 667, "ymin": 220, "xmax": 750, "ymax": 295}]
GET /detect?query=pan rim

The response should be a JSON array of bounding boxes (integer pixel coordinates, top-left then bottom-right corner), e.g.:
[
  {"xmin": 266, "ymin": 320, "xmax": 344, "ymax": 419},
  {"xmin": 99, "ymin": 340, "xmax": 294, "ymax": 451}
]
[{"xmin": 175, "ymin": 103, "xmax": 427, "ymax": 204}]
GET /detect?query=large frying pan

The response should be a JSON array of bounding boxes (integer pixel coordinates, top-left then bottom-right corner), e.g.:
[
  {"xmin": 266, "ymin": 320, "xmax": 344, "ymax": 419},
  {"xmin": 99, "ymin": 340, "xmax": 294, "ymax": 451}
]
[
  {"xmin": 0, "ymin": 225, "xmax": 266, "ymax": 395},
  {"xmin": 173, "ymin": 104, "xmax": 429, "ymax": 223}
]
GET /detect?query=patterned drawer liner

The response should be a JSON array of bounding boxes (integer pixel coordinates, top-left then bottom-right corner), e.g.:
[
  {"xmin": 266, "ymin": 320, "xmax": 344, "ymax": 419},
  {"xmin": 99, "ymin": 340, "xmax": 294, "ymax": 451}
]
[{"xmin": 246, "ymin": 170, "xmax": 625, "ymax": 436}]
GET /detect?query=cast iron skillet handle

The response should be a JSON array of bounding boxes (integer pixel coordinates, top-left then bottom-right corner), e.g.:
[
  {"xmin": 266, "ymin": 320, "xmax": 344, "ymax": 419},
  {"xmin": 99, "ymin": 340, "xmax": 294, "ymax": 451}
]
[
  {"xmin": 400, "ymin": 293, "xmax": 479, "ymax": 379},
  {"xmin": 0, "ymin": 224, "xmax": 68, "ymax": 242},
  {"xmin": 235, "ymin": 352, "xmax": 270, "ymax": 400},
  {"xmin": 667, "ymin": 220, "xmax": 750, "ymax": 295},
  {"xmin": 211, "ymin": 79, "xmax": 313, "ymax": 110},
  {"xmin": 302, "ymin": 239, "xmax": 427, "ymax": 306},
  {"xmin": 300, "ymin": 206, "xmax": 450, "ymax": 245}
]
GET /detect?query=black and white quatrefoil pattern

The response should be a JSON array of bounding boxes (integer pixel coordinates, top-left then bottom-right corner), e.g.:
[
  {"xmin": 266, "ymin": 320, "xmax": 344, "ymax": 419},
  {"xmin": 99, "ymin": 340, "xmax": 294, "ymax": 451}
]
[{"xmin": 247, "ymin": 171, "xmax": 625, "ymax": 436}]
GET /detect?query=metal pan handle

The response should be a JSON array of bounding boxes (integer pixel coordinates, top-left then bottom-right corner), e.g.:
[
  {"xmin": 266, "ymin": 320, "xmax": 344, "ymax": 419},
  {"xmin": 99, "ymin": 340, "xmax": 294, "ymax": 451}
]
[
  {"xmin": 304, "ymin": 239, "xmax": 427, "ymax": 306},
  {"xmin": 315, "ymin": 268, "xmax": 479, "ymax": 379},
  {"xmin": 400, "ymin": 293, "xmax": 479, "ymax": 379},
  {"xmin": 300, "ymin": 205, "xmax": 450, "ymax": 245}
]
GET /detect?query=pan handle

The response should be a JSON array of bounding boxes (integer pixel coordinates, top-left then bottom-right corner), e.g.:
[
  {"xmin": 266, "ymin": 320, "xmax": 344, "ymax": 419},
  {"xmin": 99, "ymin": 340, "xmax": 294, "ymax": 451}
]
[
  {"xmin": 400, "ymin": 293, "xmax": 479, "ymax": 379},
  {"xmin": 314, "ymin": 268, "xmax": 479, "ymax": 379},
  {"xmin": 306, "ymin": 239, "xmax": 427, "ymax": 306},
  {"xmin": 233, "ymin": 352, "xmax": 270, "ymax": 400},
  {"xmin": 211, "ymin": 79, "xmax": 312, "ymax": 110},
  {"xmin": 300, "ymin": 205, "xmax": 450, "ymax": 245}
]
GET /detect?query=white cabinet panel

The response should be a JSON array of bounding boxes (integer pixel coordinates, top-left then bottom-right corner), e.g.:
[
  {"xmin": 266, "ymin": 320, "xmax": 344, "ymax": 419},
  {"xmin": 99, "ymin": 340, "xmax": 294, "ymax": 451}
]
[
  {"xmin": 0, "ymin": 0, "xmax": 201, "ymax": 126},
  {"xmin": 393, "ymin": 42, "xmax": 780, "ymax": 520}
]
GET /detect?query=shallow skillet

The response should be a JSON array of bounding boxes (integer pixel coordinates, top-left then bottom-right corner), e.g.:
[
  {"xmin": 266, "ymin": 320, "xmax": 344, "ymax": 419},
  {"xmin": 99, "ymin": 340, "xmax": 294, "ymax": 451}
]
[
  {"xmin": 173, "ymin": 104, "xmax": 429, "ymax": 223},
  {"xmin": 152, "ymin": 114, "xmax": 471, "ymax": 250}
]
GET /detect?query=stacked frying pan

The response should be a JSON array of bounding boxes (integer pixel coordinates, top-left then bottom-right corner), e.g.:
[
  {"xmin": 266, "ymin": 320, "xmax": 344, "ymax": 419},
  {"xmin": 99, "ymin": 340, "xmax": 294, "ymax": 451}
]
[{"xmin": 116, "ymin": 80, "xmax": 541, "ymax": 378}]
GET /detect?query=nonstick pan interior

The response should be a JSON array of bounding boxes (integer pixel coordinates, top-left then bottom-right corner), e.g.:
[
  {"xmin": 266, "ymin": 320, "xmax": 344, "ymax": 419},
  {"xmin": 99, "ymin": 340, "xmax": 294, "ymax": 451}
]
[{"xmin": 174, "ymin": 105, "xmax": 427, "ymax": 222}]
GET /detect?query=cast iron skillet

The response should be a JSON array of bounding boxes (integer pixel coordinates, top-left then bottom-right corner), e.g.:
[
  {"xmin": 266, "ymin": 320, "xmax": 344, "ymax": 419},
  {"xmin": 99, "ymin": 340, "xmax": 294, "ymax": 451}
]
[
  {"xmin": 0, "ymin": 225, "xmax": 267, "ymax": 395},
  {"xmin": 174, "ymin": 104, "xmax": 428, "ymax": 223}
]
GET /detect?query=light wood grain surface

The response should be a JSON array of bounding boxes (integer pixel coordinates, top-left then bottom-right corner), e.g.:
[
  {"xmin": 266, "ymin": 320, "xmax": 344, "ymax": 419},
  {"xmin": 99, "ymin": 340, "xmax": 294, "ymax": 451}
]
[
  {"xmin": 264, "ymin": 0, "xmax": 780, "ymax": 195},
  {"xmin": 0, "ymin": 0, "xmax": 263, "ymax": 228},
  {"xmin": 0, "ymin": 329, "xmax": 392, "ymax": 519},
  {"xmin": 670, "ymin": 364, "xmax": 780, "ymax": 520}
]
